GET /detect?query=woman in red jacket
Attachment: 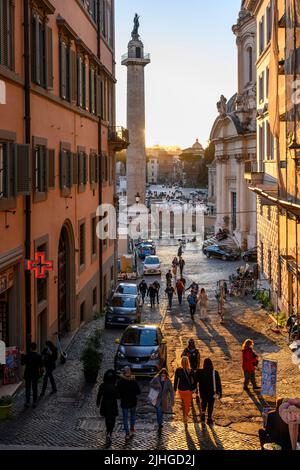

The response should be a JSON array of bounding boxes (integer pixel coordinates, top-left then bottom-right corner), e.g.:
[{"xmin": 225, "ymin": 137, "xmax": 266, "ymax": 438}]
[{"xmin": 242, "ymin": 339, "xmax": 260, "ymax": 392}]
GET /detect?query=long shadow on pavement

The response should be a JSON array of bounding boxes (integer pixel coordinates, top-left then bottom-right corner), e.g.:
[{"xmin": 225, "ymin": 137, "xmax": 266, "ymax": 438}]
[{"xmin": 193, "ymin": 319, "xmax": 229, "ymax": 356}]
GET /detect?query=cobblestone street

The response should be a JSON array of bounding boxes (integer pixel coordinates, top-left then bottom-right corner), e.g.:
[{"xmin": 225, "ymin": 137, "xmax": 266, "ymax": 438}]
[{"xmin": 0, "ymin": 241, "xmax": 300, "ymax": 450}]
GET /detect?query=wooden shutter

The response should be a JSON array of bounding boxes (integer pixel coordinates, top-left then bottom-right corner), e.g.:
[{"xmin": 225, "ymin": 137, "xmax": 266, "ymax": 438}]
[
  {"xmin": 66, "ymin": 151, "xmax": 72, "ymax": 187},
  {"xmin": 48, "ymin": 149, "xmax": 55, "ymax": 189},
  {"xmin": 77, "ymin": 56, "xmax": 82, "ymax": 107},
  {"xmin": 89, "ymin": 68, "xmax": 95, "ymax": 114},
  {"xmin": 96, "ymin": 75, "xmax": 101, "ymax": 117},
  {"xmin": 1, "ymin": 0, "xmax": 9, "ymax": 67},
  {"xmin": 78, "ymin": 152, "xmax": 83, "ymax": 185},
  {"xmin": 37, "ymin": 147, "xmax": 47, "ymax": 192},
  {"xmin": 32, "ymin": 14, "xmax": 40, "ymax": 84},
  {"xmin": 59, "ymin": 40, "xmax": 67, "ymax": 99},
  {"xmin": 45, "ymin": 26, "xmax": 53, "ymax": 89},
  {"xmin": 15, "ymin": 144, "xmax": 31, "ymax": 195},
  {"xmin": 70, "ymin": 49, "xmax": 77, "ymax": 103},
  {"xmin": 94, "ymin": 154, "xmax": 99, "ymax": 183},
  {"xmin": 83, "ymin": 153, "xmax": 87, "ymax": 185},
  {"xmin": 2, "ymin": 143, "xmax": 14, "ymax": 197},
  {"xmin": 59, "ymin": 150, "xmax": 66, "ymax": 189},
  {"xmin": 82, "ymin": 63, "xmax": 87, "ymax": 109},
  {"xmin": 90, "ymin": 154, "xmax": 95, "ymax": 184},
  {"xmin": 72, "ymin": 152, "xmax": 78, "ymax": 185}
]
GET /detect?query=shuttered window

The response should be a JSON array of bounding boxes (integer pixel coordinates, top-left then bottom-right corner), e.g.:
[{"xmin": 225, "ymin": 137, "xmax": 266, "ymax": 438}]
[
  {"xmin": 89, "ymin": 68, "xmax": 96, "ymax": 114},
  {"xmin": 59, "ymin": 40, "xmax": 70, "ymax": 101},
  {"xmin": 32, "ymin": 14, "xmax": 52, "ymax": 89},
  {"xmin": 77, "ymin": 55, "xmax": 83, "ymax": 107},
  {"xmin": 79, "ymin": 222, "xmax": 86, "ymax": 267},
  {"xmin": 15, "ymin": 144, "xmax": 31, "ymax": 195},
  {"xmin": 72, "ymin": 152, "xmax": 78, "ymax": 185},
  {"xmin": 59, "ymin": 150, "xmax": 72, "ymax": 189},
  {"xmin": 96, "ymin": 75, "xmax": 101, "ymax": 117},
  {"xmin": 77, "ymin": 151, "xmax": 87, "ymax": 190},
  {"xmin": 48, "ymin": 149, "xmax": 55, "ymax": 189},
  {"xmin": 0, "ymin": 0, "xmax": 14, "ymax": 70},
  {"xmin": 0, "ymin": 142, "xmax": 32, "ymax": 198},
  {"xmin": 33, "ymin": 146, "xmax": 48, "ymax": 193},
  {"xmin": 70, "ymin": 49, "xmax": 77, "ymax": 103},
  {"xmin": 89, "ymin": 153, "xmax": 98, "ymax": 186}
]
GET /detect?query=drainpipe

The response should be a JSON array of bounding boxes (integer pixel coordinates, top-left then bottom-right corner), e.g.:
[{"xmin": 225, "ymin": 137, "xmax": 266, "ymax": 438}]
[
  {"xmin": 97, "ymin": 0, "xmax": 103, "ymax": 313},
  {"xmin": 24, "ymin": 0, "xmax": 32, "ymax": 352}
]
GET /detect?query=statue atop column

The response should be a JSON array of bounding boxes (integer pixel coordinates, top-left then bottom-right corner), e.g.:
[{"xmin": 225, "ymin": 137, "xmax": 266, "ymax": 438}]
[
  {"xmin": 217, "ymin": 95, "xmax": 227, "ymax": 117},
  {"xmin": 132, "ymin": 13, "xmax": 140, "ymax": 38}
]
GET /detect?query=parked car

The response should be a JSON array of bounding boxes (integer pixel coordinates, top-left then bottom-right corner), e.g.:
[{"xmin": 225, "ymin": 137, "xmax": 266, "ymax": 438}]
[
  {"xmin": 203, "ymin": 245, "xmax": 240, "ymax": 261},
  {"xmin": 143, "ymin": 256, "xmax": 161, "ymax": 275},
  {"xmin": 115, "ymin": 283, "xmax": 139, "ymax": 296},
  {"xmin": 114, "ymin": 324, "xmax": 167, "ymax": 377},
  {"xmin": 242, "ymin": 246, "xmax": 257, "ymax": 262},
  {"xmin": 105, "ymin": 294, "xmax": 142, "ymax": 328},
  {"xmin": 138, "ymin": 243, "xmax": 155, "ymax": 259}
]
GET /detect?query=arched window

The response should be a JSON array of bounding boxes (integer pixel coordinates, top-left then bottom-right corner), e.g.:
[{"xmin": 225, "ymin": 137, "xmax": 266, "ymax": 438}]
[
  {"xmin": 136, "ymin": 47, "xmax": 141, "ymax": 58},
  {"xmin": 248, "ymin": 47, "xmax": 253, "ymax": 82}
]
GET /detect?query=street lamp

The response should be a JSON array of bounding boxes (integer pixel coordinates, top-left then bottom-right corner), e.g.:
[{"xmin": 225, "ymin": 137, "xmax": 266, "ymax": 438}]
[{"xmin": 135, "ymin": 192, "xmax": 141, "ymax": 204}]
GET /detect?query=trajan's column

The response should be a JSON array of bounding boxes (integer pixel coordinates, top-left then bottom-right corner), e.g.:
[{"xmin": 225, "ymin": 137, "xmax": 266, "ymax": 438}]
[{"xmin": 122, "ymin": 14, "xmax": 150, "ymax": 206}]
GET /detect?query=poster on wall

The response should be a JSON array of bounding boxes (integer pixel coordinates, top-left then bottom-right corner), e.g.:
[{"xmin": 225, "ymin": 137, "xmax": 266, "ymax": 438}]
[
  {"xmin": 261, "ymin": 359, "xmax": 278, "ymax": 398},
  {"xmin": 3, "ymin": 347, "xmax": 20, "ymax": 385}
]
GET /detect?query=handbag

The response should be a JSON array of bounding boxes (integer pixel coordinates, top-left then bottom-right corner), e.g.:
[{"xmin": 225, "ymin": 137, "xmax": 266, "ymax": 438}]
[
  {"xmin": 148, "ymin": 387, "xmax": 160, "ymax": 406},
  {"xmin": 184, "ymin": 369, "xmax": 197, "ymax": 392},
  {"xmin": 213, "ymin": 370, "xmax": 220, "ymax": 400}
]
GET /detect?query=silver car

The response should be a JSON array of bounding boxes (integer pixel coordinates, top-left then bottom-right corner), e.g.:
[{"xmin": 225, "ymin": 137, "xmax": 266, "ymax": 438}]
[
  {"xmin": 114, "ymin": 324, "xmax": 167, "ymax": 377},
  {"xmin": 105, "ymin": 294, "xmax": 142, "ymax": 328}
]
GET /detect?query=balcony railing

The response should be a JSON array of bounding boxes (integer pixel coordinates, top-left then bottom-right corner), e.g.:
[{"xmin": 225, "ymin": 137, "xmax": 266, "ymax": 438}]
[
  {"xmin": 108, "ymin": 126, "xmax": 130, "ymax": 151},
  {"xmin": 244, "ymin": 160, "xmax": 264, "ymax": 185},
  {"xmin": 121, "ymin": 52, "xmax": 151, "ymax": 62}
]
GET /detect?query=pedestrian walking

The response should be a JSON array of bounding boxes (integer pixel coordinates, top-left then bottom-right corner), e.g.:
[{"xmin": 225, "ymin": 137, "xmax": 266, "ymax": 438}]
[
  {"xmin": 172, "ymin": 257, "xmax": 179, "ymax": 277},
  {"xmin": 198, "ymin": 288, "xmax": 208, "ymax": 320},
  {"xmin": 96, "ymin": 369, "xmax": 119, "ymax": 445},
  {"xmin": 178, "ymin": 257, "xmax": 185, "ymax": 277},
  {"xmin": 176, "ymin": 278, "xmax": 185, "ymax": 305},
  {"xmin": 177, "ymin": 244, "xmax": 183, "ymax": 258},
  {"xmin": 165, "ymin": 284, "xmax": 175, "ymax": 310},
  {"xmin": 182, "ymin": 339, "xmax": 201, "ymax": 404},
  {"xmin": 150, "ymin": 368, "xmax": 174, "ymax": 431},
  {"xmin": 242, "ymin": 339, "xmax": 260, "ymax": 392},
  {"xmin": 186, "ymin": 281, "xmax": 199, "ymax": 295},
  {"xmin": 147, "ymin": 283, "xmax": 157, "ymax": 308},
  {"xmin": 21, "ymin": 342, "xmax": 43, "ymax": 408},
  {"xmin": 40, "ymin": 340, "xmax": 58, "ymax": 398},
  {"xmin": 174, "ymin": 356, "xmax": 196, "ymax": 424},
  {"xmin": 138, "ymin": 279, "xmax": 148, "ymax": 304},
  {"xmin": 153, "ymin": 280, "xmax": 161, "ymax": 305},
  {"xmin": 187, "ymin": 291, "xmax": 197, "ymax": 321},
  {"xmin": 196, "ymin": 358, "xmax": 222, "ymax": 425},
  {"xmin": 166, "ymin": 270, "xmax": 173, "ymax": 286},
  {"xmin": 116, "ymin": 366, "xmax": 141, "ymax": 442}
]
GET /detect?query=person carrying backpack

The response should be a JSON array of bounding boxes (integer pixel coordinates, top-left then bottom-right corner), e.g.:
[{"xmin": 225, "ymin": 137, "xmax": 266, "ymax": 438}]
[
  {"xmin": 40, "ymin": 340, "xmax": 58, "ymax": 397},
  {"xmin": 187, "ymin": 291, "xmax": 197, "ymax": 321}
]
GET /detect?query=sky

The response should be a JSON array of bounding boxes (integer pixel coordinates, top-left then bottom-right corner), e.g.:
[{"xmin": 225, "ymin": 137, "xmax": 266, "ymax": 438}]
[{"xmin": 115, "ymin": 0, "xmax": 241, "ymax": 149}]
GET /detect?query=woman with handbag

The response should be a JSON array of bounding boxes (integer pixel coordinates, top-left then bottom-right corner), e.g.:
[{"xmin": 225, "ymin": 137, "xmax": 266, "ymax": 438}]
[
  {"xmin": 197, "ymin": 358, "xmax": 222, "ymax": 425},
  {"xmin": 174, "ymin": 356, "xmax": 195, "ymax": 424},
  {"xmin": 242, "ymin": 339, "xmax": 260, "ymax": 392},
  {"xmin": 149, "ymin": 368, "xmax": 174, "ymax": 431}
]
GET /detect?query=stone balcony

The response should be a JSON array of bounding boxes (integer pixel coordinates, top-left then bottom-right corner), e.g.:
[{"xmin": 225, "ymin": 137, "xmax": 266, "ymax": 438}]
[{"xmin": 108, "ymin": 126, "xmax": 130, "ymax": 151}]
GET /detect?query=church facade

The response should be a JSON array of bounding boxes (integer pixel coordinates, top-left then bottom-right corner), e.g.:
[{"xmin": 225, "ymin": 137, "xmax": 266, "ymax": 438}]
[{"xmin": 209, "ymin": 5, "xmax": 257, "ymax": 249}]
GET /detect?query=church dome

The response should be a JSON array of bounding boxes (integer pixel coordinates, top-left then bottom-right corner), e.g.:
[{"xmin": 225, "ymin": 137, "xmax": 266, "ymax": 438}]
[{"xmin": 192, "ymin": 139, "xmax": 203, "ymax": 150}]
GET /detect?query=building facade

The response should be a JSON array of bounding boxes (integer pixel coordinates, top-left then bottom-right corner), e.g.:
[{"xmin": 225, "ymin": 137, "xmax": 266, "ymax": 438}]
[
  {"xmin": 180, "ymin": 139, "xmax": 205, "ymax": 187},
  {"xmin": 0, "ymin": 0, "xmax": 128, "ymax": 353},
  {"xmin": 209, "ymin": 4, "xmax": 257, "ymax": 249},
  {"xmin": 147, "ymin": 156, "xmax": 158, "ymax": 184}
]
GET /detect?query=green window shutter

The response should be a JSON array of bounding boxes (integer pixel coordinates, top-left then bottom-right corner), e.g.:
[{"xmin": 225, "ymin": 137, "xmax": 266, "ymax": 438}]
[
  {"xmin": 90, "ymin": 154, "xmax": 95, "ymax": 184},
  {"xmin": 77, "ymin": 55, "xmax": 82, "ymax": 107},
  {"xmin": 3, "ymin": 143, "xmax": 15, "ymax": 197},
  {"xmin": 72, "ymin": 152, "xmax": 78, "ymax": 185},
  {"xmin": 38, "ymin": 147, "xmax": 44, "ymax": 192},
  {"xmin": 48, "ymin": 149, "xmax": 55, "ymax": 189},
  {"xmin": 1, "ymin": 0, "xmax": 11, "ymax": 68},
  {"xmin": 31, "ymin": 14, "xmax": 39, "ymax": 84},
  {"xmin": 45, "ymin": 26, "xmax": 53, "ymax": 89},
  {"xmin": 78, "ymin": 152, "xmax": 83, "ymax": 185},
  {"xmin": 59, "ymin": 150, "xmax": 66, "ymax": 189},
  {"xmin": 83, "ymin": 153, "xmax": 87, "ymax": 185},
  {"xmin": 67, "ymin": 151, "xmax": 72, "ymax": 188},
  {"xmin": 15, "ymin": 144, "xmax": 32, "ymax": 196},
  {"xmin": 43, "ymin": 147, "xmax": 48, "ymax": 192},
  {"xmin": 70, "ymin": 49, "xmax": 77, "ymax": 103},
  {"xmin": 59, "ymin": 40, "xmax": 67, "ymax": 99}
]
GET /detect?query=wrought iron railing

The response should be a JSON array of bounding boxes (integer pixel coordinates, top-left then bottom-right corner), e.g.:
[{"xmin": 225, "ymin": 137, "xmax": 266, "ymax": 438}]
[{"xmin": 108, "ymin": 126, "xmax": 129, "ymax": 145}]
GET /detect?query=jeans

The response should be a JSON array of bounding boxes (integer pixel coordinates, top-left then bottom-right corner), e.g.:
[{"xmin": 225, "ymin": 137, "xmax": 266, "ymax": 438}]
[
  {"xmin": 155, "ymin": 404, "xmax": 163, "ymax": 426},
  {"xmin": 189, "ymin": 304, "xmax": 196, "ymax": 317},
  {"xmin": 201, "ymin": 398, "xmax": 215, "ymax": 419},
  {"xmin": 105, "ymin": 416, "xmax": 116, "ymax": 435},
  {"xmin": 25, "ymin": 378, "xmax": 38, "ymax": 404},
  {"xmin": 243, "ymin": 371, "xmax": 258, "ymax": 388},
  {"xmin": 168, "ymin": 294, "xmax": 173, "ymax": 309},
  {"xmin": 141, "ymin": 293, "xmax": 146, "ymax": 304},
  {"xmin": 122, "ymin": 407, "xmax": 136, "ymax": 435},
  {"xmin": 41, "ymin": 368, "xmax": 57, "ymax": 394},
  {"xmin": 177, "ymin": 291, "xmax": 183, "ymax": 305}
]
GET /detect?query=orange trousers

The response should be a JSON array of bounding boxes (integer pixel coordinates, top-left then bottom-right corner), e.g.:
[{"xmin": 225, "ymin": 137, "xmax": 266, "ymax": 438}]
[{"xmin": 178, "ymin": 390, "xmax": 193, "ymax": 416}]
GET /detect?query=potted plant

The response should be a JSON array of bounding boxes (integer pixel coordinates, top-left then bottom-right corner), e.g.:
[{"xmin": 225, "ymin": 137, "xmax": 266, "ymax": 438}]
[
  {"xmin": 81, "ymin": 344, "xmax": 102, "ymax": 384},
  {"xmin": 0, "ymin": 396, "xmax": 14, "ymax": 420}
]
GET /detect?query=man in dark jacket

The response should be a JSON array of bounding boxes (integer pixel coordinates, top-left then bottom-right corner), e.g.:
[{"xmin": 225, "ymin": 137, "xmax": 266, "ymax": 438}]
[
  {"xmin": 21, "ymin": 342, "xmax": 43, "ymax": 408},
  {"xmin": 116, "ymin": 366, "xmax": 141, "ymax": 441},
  {"xmin": 178, "ymin": 257, "xmax": 185, "ymax": 277},
  {"xmin": 97, "ymin": 369, "xmax": 119, "ymax": 444},
  {"xmin": 153, "ymin": 280, "xmax": 160, "ymax": 304},
  {"xmin": 138, "ymin": 280, "xmax": 147, "ymax": 304},
  {"xmin": 147, "ymin": 284, "xmax": 157, "ymax": 308},
  {"xmin": 40, "ymin": 341, "xmax": 58, "ymax": 397},
  {"xmin": 196, "ymin": 358, "xmax": 222, "ymax": 425},
  {"xmin": 258, "ymin": 399, "xmax": 292, "ymax": 450}
]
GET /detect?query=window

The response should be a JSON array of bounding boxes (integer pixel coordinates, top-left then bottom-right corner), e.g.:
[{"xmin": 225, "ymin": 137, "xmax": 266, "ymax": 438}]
[
  {"xmin": 266, "ymin": 121, "xmax": 274, "ymax": 160},
  {"xmin": 259, "ymin": 124, "xmax": 265, "ymax": 169},
  {"xmin": 91, "ymin": 216, "xmax": 97, "ymax": 258},
  {"xmin": 101, "ymin": 0, "xmax": 106, "ymax": 37},
  {"xmin": 267, "ymin": 3, "xmax": 272, "ymax": 44},
  {"xmin": 79, "ymin": 222, "xmax": 86, "ymax": 267},
  {"xmin": 111, "ymin": 265, "xmax": 114, "ymax": 281},
  {"xmin": 0, "ymin": 143, "xmax": 6, "ymax": 198},
  {"xmin": 77, "ymin": 55, "xmax": 86, "ymax": 108},
  {"xmin": 248, "ymin": 47, "xmax": 253, "ymax": 82},
  {"xmin": 59, "ymin": 149, "xmax": 73, "ymax": 189},
  {"xmin": 89, "ymin": 153, "xmax": 98, "ymax": 186},
  {"xmin": 92, "ymin": 287, "xmax": 97, "ymax": 307},
  {"xmin": 0, "ymin": 141, "xmax": 31, "ymax": 200},
  {"xmin": 77, "ymin": 151, "xmax": 88, "ymax": 188},
  {"xmin": 259, "ymin": 17, "xmax": 265, "ymax": 55},
  {"xmin": 0, "ymin": 0, "xmax": 14, "ymax": 70},
  {"xmin": 89, "ymin": 67, "xmax": 96, "ymax": 114},
  {"xmin": 32, "ymin": 13, "xmax": 53, "ymax": 89},
  {"xmin": 59, "ymin": 39, "xmax": 70, "ymax": 101},
  {"xmin": 260, "ymin": 242, "xmax": 264, "ymax": 273},
  {"xmin": 33, "ymin": 146, "xmax": 48, "ymax": 193},
  {"xmin": 259, "ymin": 72, "xmax": 264, "ymax": 102},
  {"xmin": 266, "ymin": 67, "xmax": 269, "ymax": 98}
]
